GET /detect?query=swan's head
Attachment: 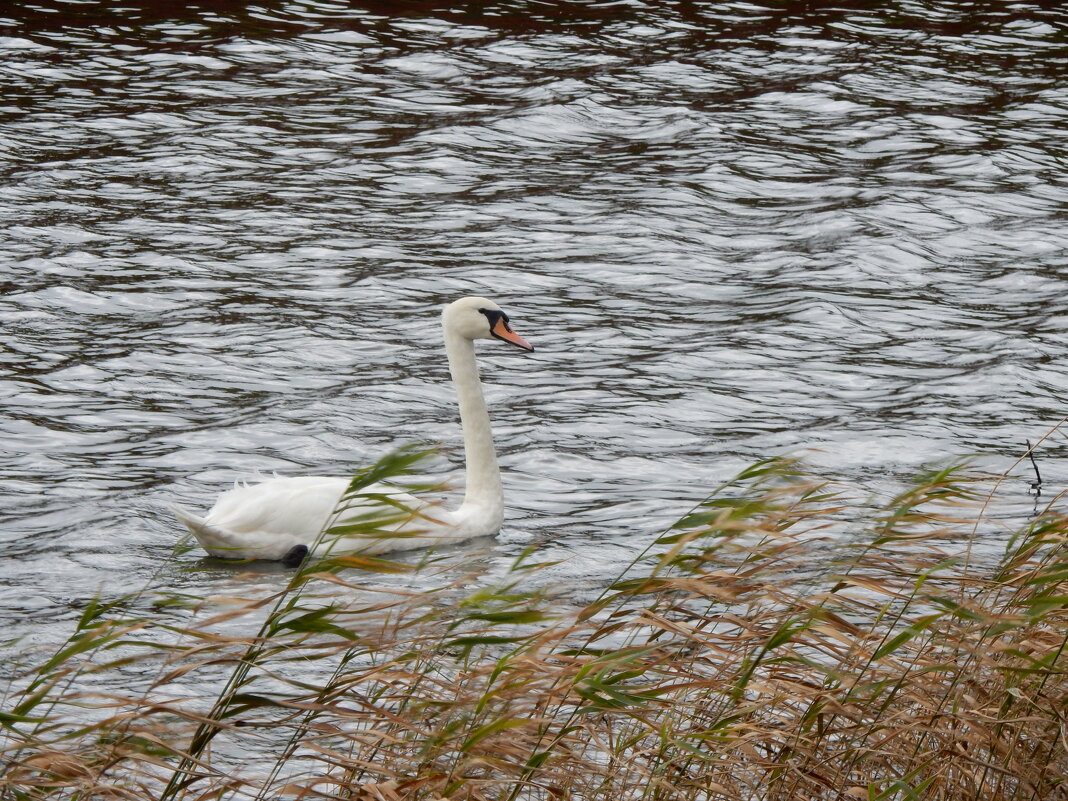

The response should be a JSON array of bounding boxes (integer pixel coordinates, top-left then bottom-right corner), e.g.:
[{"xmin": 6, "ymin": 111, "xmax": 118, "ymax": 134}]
[{"xmin": 442, "ymin": 296, "xmax": 534, "ymax": 352}]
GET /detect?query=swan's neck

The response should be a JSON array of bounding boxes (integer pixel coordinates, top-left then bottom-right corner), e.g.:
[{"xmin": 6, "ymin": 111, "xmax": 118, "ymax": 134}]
[{"xmin": 444, "ymin": 330, "xmax": 503, "ymax": 529}]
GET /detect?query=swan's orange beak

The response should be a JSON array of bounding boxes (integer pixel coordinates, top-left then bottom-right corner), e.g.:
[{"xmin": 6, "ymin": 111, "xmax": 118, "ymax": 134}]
[{"xmin": 491, "ymin": 317, "xmax": 534, "ymax": 352}]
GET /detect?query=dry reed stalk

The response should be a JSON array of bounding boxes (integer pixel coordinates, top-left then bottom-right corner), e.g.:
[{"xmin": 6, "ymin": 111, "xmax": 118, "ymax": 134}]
[{"xmin": 2, "ymin": 446, "xmax": 1067, "ymax": 801}]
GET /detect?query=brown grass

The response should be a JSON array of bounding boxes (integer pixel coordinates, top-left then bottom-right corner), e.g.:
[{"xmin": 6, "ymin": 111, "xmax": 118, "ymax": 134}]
[{"xmin": 2, "ymin": 448, "xmax": 1067, "ymax": 801}]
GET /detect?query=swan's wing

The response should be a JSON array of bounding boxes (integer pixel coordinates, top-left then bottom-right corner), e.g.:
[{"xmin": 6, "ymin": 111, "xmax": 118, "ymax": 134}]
[
  {"xmin": 205, "ymin": 476, "xmax": 350, "ymax": 538},
  {"xmin": 176, "ymin": 475, "xmax": 454, "ymax": 560}
]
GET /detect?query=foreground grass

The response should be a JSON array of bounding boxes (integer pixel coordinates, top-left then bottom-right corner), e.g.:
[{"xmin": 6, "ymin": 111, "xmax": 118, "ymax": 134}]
[{"xmin": 2, "ymin": 450, "xmax": 1067, "ymax": 801}]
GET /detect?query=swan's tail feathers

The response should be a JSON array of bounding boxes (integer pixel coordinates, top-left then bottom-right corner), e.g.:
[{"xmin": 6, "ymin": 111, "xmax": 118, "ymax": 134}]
[
  {"xmin": 171, "ymin": 503, "xmax": 206, "ymax": 534},
  {"xmin": 170, "ymin": 503, "xmax": 248, "ymax": 559}
]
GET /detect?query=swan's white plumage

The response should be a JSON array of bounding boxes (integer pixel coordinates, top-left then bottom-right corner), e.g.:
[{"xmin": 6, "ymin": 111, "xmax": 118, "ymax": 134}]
[{"xmin": 174, "ymin": 297, "xmax": 532, "ymax": 561}]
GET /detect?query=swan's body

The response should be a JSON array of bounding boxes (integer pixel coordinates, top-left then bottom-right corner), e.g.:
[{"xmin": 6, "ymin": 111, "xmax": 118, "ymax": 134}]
[{"xmin": 173, "ymin": 297, "xmax": 533, "ymax": 561}]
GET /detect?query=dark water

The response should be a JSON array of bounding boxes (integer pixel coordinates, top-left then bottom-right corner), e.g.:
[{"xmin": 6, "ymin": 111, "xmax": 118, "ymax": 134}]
[{"xmin": 1, "ymin": 1, "xmax": 1066, "ymax": 650}]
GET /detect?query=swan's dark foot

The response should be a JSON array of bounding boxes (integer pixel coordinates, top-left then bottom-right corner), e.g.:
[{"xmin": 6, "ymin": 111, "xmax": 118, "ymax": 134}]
[{"xmin": 281, "ymin": 544, "xmax": 309, "ymax": 568}]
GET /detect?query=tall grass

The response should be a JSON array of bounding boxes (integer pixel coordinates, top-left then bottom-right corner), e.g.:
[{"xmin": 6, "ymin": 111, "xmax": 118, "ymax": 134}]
[{"xmin": 2, "ymin": 446, "xmax": 1067, "ymax": 801}]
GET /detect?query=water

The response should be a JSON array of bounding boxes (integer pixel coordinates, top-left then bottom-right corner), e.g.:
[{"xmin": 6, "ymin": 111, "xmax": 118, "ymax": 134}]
[{"xmin": 2, "ymin": 0, "xmax": 1066, "ymax": 653}]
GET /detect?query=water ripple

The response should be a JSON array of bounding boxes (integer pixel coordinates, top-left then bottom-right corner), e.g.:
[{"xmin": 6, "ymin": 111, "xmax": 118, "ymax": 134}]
[{"xmin": 1, "ymin": 0, "xmax": 1066, "ymax": 644}]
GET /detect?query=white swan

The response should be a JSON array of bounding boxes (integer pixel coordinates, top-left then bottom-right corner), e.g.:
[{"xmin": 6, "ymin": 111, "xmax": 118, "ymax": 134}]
[{"xmin": 172, "ymin": 296, "xmax": 533, "ymax": 562}]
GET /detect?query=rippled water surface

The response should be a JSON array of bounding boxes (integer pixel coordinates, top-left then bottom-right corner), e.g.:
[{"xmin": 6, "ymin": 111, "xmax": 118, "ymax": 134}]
[{"xmin": 2, "ymin": 0, "xmax": 1067, "ymax": 648}]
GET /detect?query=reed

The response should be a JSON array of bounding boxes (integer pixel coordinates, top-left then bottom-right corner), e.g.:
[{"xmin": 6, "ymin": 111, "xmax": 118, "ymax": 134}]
[{"xmin": 2, "ymin": 445, "xmax": 1066, "ymax": 801}]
